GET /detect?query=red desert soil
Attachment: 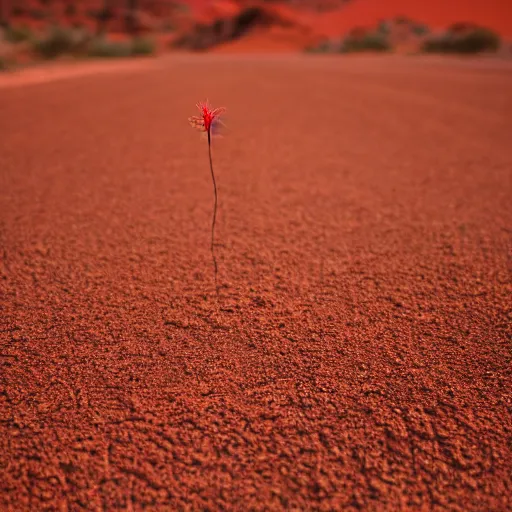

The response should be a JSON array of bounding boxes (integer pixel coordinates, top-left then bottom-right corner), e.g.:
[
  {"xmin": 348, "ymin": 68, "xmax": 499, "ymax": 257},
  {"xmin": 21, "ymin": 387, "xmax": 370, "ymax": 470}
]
[
  {"xmin": 0, "ymin": 58, "xmax": 162, "ymax": 90},
  {"xmin": 1, "ymin": 55, "xmax": 511, "ymax": 510}
]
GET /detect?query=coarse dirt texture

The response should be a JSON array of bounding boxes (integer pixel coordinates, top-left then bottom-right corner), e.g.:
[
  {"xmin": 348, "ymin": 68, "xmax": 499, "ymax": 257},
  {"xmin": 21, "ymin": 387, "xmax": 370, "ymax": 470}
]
[{"xmin": 1, "ymin": 55, "xmax": 511, "ymax": 511}]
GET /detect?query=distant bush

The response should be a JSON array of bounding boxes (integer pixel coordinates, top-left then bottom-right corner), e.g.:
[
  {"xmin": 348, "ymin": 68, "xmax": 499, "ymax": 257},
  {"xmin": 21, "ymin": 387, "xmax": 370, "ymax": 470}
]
[
  {"xmin": 423, "ymin": 26, "xmax": 501, "ymax": 54},
  {"xmin": 131, "ymin": 37, "xmax": 155, "ymax": 56},
  {"xmin": 305, "ymin": 39, "xmax": 338, "ymax": 53},
  {"xmin": 377, "ymin": 20, "xmax": 391, "ymax": 36},
  {"xmin": 88, "ymin": 38, "xmax": 133, "ymax": 58},
  {"xmin": 173, "ymin": 6, "xmax": 274, "ymax": 51},
  {"xmin": 87, "ymin": 36, "xmax": 155, "ymax": 58},
  {"xmin": 423, "ymin": 36, "xmax": 448, "ymax": 53},
  {"xmin": 33, "ymin": 26, "xmax": 88, "ymax": 59},
  {"xmin": 232, "ymin": 7, "xmax": 270, "ymax": 40},
  {"xmin": 5, "ymin": 25, "xmax": 33, "ymax": 43},
  {"xmin": 340, "ymin": 32, "xmax": 390, "ymax": 53},
  {"xmin": 412, "ymin": 23, "xmax": 429, "ymax": 36},
  {"xmin": 305, "ymin": 32, "xmax": 390, "ymax": 54},
  {"xmin": 212, "ymin": 18, "xmax": 226, "ymax": 38}
]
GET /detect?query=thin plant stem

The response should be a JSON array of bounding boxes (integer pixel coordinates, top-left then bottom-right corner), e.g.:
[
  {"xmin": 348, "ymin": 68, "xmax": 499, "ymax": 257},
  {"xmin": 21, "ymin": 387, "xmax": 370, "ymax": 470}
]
[{"xmin": 207, "ymin": 130, "xmax": 219, "ymax": 298}]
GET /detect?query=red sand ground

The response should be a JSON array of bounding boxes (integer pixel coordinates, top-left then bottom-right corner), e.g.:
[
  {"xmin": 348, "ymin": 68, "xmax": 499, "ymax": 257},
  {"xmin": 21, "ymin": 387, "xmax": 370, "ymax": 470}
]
[{"xmin": 1, "ymin": 55, "xmax": 511, "ymax": 510}]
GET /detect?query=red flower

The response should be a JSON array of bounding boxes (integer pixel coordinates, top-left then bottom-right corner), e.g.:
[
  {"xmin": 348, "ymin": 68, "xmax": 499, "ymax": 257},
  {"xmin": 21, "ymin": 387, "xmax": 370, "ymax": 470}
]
[
  {"xmin": 188, "ymin": 99, "xmax": 226, "ymax": 298},
  {"xmin": 189, "ymin": 100, "xmax": 225, "ymax": 134}
]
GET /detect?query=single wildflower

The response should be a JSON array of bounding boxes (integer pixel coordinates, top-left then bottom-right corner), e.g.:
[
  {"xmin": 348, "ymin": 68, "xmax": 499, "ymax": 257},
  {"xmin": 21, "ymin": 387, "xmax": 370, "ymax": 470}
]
[
  {"xmin": 189, "ymin": 101, "xmax": 226, "ymax": 136},
  {"xmin": 189, "ymin": 100, "xmax": 226, "ymax": 298}
]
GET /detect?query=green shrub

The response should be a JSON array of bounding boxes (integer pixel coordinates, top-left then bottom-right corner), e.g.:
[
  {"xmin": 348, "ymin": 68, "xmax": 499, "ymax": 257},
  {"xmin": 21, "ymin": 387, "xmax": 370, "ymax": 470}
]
[
  {"xmin": 377, "ymin": 20, "xmax": 391, "ymax": 36},
  {"xmin": 33, "ymin": 26, "xmax": 87, "ymax": 59},
  {"xmin": 305, "ymin": 39, "xmax": 335, "ymax": 53},
  {"xmin": 456, "ymin": 27, "xmax": 501, "ymax": 52},
  {"xmin": 423, "ymin": 26, "xmax": 501, "ymax": 54},
  {"xmin": 131, "ymin": 37, "xmax": 155, "ymax": 56},
  {"xmin": 89, "ymin": 37, "xmax": 156, "ymax": 58},
  {"xmin": 340, "ymin": 32, "xmax": 390, "ymax": 53},
  {"xmin": 422, "ymin": 35, "xmax": 450, "ymax": 53},
  {"xmin": 412, "ymin": 23, "xmax": 429, "ymax": 36},
  {"xmin": 5, "ymin": 25, "xmax": 33, "ymax": 43},
  {"xmin": 88, "ymin": 37, "xmax": 132, "ymax": 58},
  {"xmin": 305, "ymin": 32, "xmax": 390, "ymax": 54}
]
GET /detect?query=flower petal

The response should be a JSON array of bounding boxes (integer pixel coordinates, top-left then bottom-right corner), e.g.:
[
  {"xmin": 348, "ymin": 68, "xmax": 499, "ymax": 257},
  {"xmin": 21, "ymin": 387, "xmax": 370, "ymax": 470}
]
[{"xmin": 189, "ymin": 116, "xmax": 206, "ymax": 131}]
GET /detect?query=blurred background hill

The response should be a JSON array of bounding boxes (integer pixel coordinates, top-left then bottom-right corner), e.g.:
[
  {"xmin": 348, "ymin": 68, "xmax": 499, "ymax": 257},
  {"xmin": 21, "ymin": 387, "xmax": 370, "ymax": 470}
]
[{"xmin": 1, "ymin": 0, "xmax": 511, "ymax": 68}]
